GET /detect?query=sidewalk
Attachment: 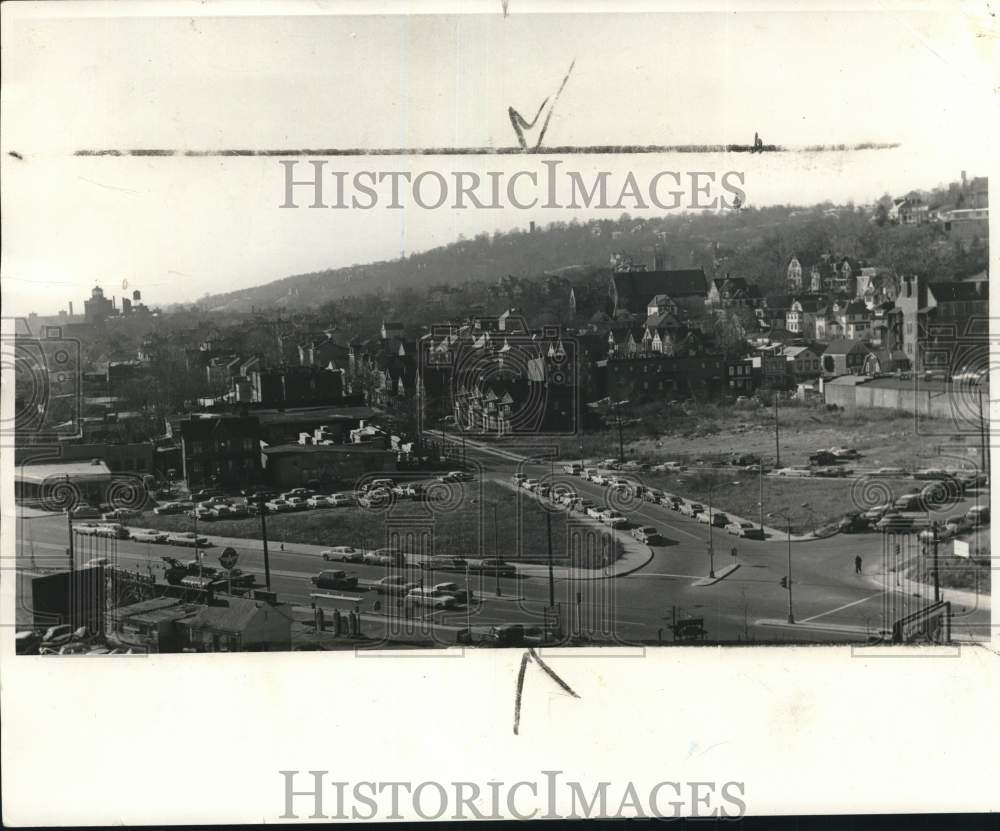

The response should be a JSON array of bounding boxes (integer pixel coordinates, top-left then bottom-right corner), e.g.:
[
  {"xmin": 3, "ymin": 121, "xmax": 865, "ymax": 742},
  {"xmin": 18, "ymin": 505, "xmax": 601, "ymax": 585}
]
[{"xmin": 202, "ymin": 530, "xmax": 653, "ymax": 582}]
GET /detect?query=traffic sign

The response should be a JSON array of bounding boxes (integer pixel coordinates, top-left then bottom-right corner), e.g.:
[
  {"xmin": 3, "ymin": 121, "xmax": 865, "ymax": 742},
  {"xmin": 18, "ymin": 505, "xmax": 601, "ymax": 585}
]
[{"xmin": 218, "ymin": 547, "xmax": 239, "ymax": 570}]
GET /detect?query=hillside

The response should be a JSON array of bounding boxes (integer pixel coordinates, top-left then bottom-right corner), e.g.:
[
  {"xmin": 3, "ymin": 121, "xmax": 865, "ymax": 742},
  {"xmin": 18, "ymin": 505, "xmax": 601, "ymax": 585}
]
[{"xmin": 193, "ymin": 184, "xmax": 987, "ymax": 314}]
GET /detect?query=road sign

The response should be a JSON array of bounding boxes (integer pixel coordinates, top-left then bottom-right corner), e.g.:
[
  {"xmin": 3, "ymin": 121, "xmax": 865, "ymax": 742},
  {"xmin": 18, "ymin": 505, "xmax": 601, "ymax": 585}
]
[{"xmin": 218, "ymin": 547, "xmax": 239, "ymax": 570}]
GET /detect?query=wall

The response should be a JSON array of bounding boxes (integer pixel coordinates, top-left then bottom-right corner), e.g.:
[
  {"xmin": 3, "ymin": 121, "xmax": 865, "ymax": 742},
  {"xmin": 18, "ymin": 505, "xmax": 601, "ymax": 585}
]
[{"xmin": 825, "ymin": 380, "xmax": 985, "ymax": 420}]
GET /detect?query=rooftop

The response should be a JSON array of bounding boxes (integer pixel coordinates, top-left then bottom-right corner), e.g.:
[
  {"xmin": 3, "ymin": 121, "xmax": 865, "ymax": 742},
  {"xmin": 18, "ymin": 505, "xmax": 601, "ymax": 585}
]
[{"xmin": 19, "ymin": 459, "xmax": 112, "ymax": 485}]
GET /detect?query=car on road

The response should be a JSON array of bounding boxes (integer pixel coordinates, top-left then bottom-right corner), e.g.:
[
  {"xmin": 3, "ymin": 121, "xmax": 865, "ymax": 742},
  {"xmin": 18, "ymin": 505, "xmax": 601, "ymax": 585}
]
[
  {"xmin": 561, "ymin": 463, "xmax": 583, "ymax": 476},
  {"xmin": 814, "ymin": 466, "xmax": 850, "ymax": 478},
  {"xmin": 642, "ymin": 489, "xmax": 664, "ymax": 504},
  {"xmin": 599, "ymin": 459, "xmax": 621, "ymax": 470},
  {"xmin": 166, "ymin": 531, "xmax": 209, "ymax": 547},
  {"xmin": 656, "ymin": 461, "xmax": 687, "ymax": 472},
  {"xmin": 663, "ymin": 494, "xmax": 683, "ymax": 510},
  {"xmin": 698, "ymin": 511, "xmax": 728, "ymax": 527},
  {"xmin": 598, "ymin": 509, "xmax": 628, "ymax": 528},
  {"xmin": 679, "ymin": 502, "xmax": 704, "ymax": 517},
  {"xmin": 512, "ymin": 473, "xmax": 527, "ymax": 486},
  {"xmin": 535, "ymin": 483, "xmax": 551, "ymax": 498},
  {"xmin": 405, "ymin": 587, "xmax": 458, "ymax": 610},
  {"xmin": 328, "ymin": 493, "xmax": 356, "ymax": 508},
  {"xmin": 521, "ymin": 478, "xmax": 541, "ymax": 491},
  {"xmin": 130, "ymin": 528, "xmax": 169, "ymax": 543},
  {"xmin": 944, "ymin": 515, "xmax": 972, "ymax": 536},
  {"xmin": 726, "ymin": 521, "xmax": 766, "ymax": 539},
  {"xmin": 631, "ymin": 526, "xmax": 661, "ymax": 544},
  {"xmin": 433, "ymin": 582, "xmax": 471, "ymax": 603},
  {"xmin": 871, "ymin": 467, "xmax": 908, "ymax": 477},
  {"xmin": 775, "ymin": 466, "xmax": 812, "ymax": 477},
  {"xmin": 875, "ymin": 514, "xmax": 915, "ymax": 532},
  {"xmin": 590, "ymin": 472, "xmax": 611, "ymax": 486},
  {"xmin": 420, "ymin": 556, "xmax": 470, "ymax": 573},
  {"xmin": 585, "ymin": 505, "xmax": 604, "ymax": 520},
  {"xmin": 966, "ymin": 505, "xmax": 990, "ymax": 526},
  {"xmin": 373, "ymin": 575, "xmax": 418, "ymax": 596},
  {"xmin": 265, "ymin": 499, "xmax": 292, "ymax": 513},
  {"xmin": 363, "ymin": 548, "xmax": 406, "ymax": 566},
  {"xmin": 914, "ymin": 467, "xmax": 951, "ymax": 480},
  {"xmin": 473, "ymin": 558, "xmax": 516, "ymax": 577},
  {"xmin": 321, "ymin": 546, "xmax": 365, "ymax": 562},
  {"xmin": 95, "ymin": 523, "xmax": 129, "ymax": 539},
  {"xmin": 553, "ymin": 486, "xmax": 576, "ymax": 504},
  {"xmin": 311, "ymin": 570, "xmax": 360, "ymax": 590},
  {"xmin": 830, "ymin": 447, "xmax": 861, "ymax": 459},
  {"xmin": 306, "ymin": 495, "xmax": 334, "ymax": 508},
  {"xmin": 445, "ymin": 471, "xmax": 474, "ymax": 482}
]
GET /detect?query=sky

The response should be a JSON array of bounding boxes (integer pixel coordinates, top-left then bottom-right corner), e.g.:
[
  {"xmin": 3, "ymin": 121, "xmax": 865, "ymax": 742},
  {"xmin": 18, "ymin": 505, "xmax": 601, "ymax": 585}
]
[{"xmin": 1, "ymin": 2, "xmax": 996, "ymax": 316}]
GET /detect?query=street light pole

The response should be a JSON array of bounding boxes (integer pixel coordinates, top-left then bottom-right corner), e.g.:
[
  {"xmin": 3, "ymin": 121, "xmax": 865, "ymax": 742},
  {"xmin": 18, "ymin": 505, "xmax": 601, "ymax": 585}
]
[
  {"xmin": 785, "ymin": 518, "xmax": 794, "ymax": 623},
  {"xmin": 258, "ymin": 492, "xmax": 272, "ymax": 591},
  {"xmin": 707, "ymin": 482, "xmax": 716, "ymax": 578},
  {"xmin": 493, "ymin": 501, "xmax": 501, "ymax": 597},
  {"xmin": 773, "ymin": 393, "xmax": 781, "ymax": 468}
]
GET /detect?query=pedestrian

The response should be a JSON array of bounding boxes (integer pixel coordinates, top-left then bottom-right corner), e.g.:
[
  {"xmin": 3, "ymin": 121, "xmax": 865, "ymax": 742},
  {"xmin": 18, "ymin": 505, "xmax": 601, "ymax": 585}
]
[{"xmin": 855, "ymin": 554, "xmax": 863, "ymax": 574}]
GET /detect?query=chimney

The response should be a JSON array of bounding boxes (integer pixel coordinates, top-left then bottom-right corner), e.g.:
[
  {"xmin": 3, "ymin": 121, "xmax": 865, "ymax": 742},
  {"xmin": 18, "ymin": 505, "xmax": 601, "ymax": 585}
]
[{"xmin": 529, "ymin": 221, "xmax": 536, "ymax": 233}]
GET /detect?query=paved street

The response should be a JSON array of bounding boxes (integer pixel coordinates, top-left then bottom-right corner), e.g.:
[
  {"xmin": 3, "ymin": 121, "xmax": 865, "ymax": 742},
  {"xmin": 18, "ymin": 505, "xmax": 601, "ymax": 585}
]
[{"xmin": 15, "ymin": 439, "xmax": 990, "ymax": 646}]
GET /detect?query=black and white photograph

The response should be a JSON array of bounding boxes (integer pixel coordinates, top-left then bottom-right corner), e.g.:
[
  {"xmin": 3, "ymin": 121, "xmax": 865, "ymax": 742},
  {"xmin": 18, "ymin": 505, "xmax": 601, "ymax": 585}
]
[{"xmin": 1, "ymin": 0, "xmax": 997, "ymax": 824}]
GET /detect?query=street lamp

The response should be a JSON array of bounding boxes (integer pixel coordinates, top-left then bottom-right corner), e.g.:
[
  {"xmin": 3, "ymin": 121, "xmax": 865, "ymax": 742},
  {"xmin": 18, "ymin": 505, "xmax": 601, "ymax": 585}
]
[
  {"xmin": 768, "ymin": 509, "xmax": 796, "ymax": 623},
  {"xmin": 706, "ymin": 479, "xmax": 739, "ymax": 578}
]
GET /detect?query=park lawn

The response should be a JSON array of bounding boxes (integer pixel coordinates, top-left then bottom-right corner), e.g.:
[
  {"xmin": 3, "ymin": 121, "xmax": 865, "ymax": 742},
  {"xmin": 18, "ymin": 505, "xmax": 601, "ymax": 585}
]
[{"xmin": 139, "ymin": 482, "xmax": 619, "ymax": 567}]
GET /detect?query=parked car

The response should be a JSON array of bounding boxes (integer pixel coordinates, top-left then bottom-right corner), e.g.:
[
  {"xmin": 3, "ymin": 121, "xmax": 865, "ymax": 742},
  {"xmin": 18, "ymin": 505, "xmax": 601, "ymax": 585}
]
[
  {"xmin": 875, "ymin": 514, "xmax": 915, "ymax": 532},
  {"xmin": 893, "ymin": 493, "xmax": 923, "ymax": 511},
  {"xmin": 264, "ymin": 499, "xmax": 292, "ymax": 513},
  {"xmin": 726, "ymin": 521, "xmax": 766, "ymax": 539},
  {"xmin": 94, "ymin": 523, "xmax": 128, "ymax": 539},
  {"xmin": 329, "ymin": 493, "xmax": 356, "ymax": 507},
  {"xmin": 871, "ymin": 467, "xmax": 908, "ymax": 477},
  {"xmin": 363, "ymin": 548, "xmax": 406, "ymax": 566},
  {"xmin": 322, "ymin": 546, "xmax": 365, "ymax": 562},
  {"xmin": 512, "ymin": 473, "xmax": 527, "ymax": 486},
  {"xmin": 307, "ymin": 495, "xmax": 333, "ymax": 508},
  {"xmin": 966, "ymin": 505, "xmax": 990, "ymax": 526},
  {"xmin": 166, "ymin": 532, "xmax": 209, "ymax": 547},
  {"xmin": 561, "ymin": 463, "xmax": 583, "ymax": 476},
  {"xmin": 445, "ymin": 471, "xmax": 473, "ymax": 482},
  {"xmin": 358, "ymin": 489, "xmax": 393, "ymax": 509},
  {"xmin": 585, "ymin": 505, "xmax": 604, "ymax": 520},
  {"xmin": 861, "ymin": 504, "xmax": 893, "ymax": 522},
  {"xmin": 153, "ymin": 502, "xmax": 185, "ymax": 515},
  {"xmin": 42, "ymin": 624, "xmax": 75, "ymax": 646},
  {"xmin": 697, "ymin": 511, "xmax": 728, "ymax": 527},
  {"xmin": 286, "ymin": 496, "xmax": 310, "ymax": 511},
  {"xmin": 311, "ymin": 570, "xmax": 359, "ymax": 590},
  {"xmin": 830, "ymin": 447, "xmax": 860, "ymax": 459},
  {"xmin": 837, "ymin": 513, "xmax": 870, "ymax": 534},
  {"xmin": 679, "ymin": 502, "xmax": 704, "ymax": 517},
  {"xmin": 473, "ymin": 558, "xmax": 516, "ymax": 577},
  {"xmin": 521, "ymin": 478, "xmax": 541, "ymax": 491},
  {"xmin": 597, "ymin": 509, "xmax": 627, "ymax": 527},
  {"xmin": 775, "ymin": 467, "xmax": 812, "ymax": 477},
  {"xmin": 535, "ymin": 484, "xmax": 551, "ymax": 498},
  {"xmin": 102, "ymin": 507, "xmax": 140, "ymax": 521},
  {"xmin": 374, "ymin": 575, "xmax": 418, "ymax": 596},
  {"xmin": 631, "ymin": 526, "xmax": 661, "ymax": 544},
  {"xmin": 664, "ymin": 494, "xmax": 683, "ymax": 510},
  {"xmin": 731, "ymin": 453, "xmax": 760, "ymax": 467},
  {"xmin": 405, "ymin": 587, "xmax": 457, "ymax": 610},
  {"xmin": 15, "ymin": 631, "xmax": 42, "ymax": 655},
  {"xmin": 420, "ymin": 556, "xmax": 470, "ymax": 573},
  {"xmin": 914, "ymin": 467, "xmax": 951, "ymax": 480},
  {"xmin": 573, "ymin": 499, "xmax": 595, "ymax": 514},
  {"xmin": 84, "ymin": 557, "xmax": 111, "ymax": 568},
  {"xmin": 129, "ymin": 528, "xmax": 169, "ymax": 543},
  {"xmin": 582, "ymin": 468, "xmax": 599, "ymax": 481}
]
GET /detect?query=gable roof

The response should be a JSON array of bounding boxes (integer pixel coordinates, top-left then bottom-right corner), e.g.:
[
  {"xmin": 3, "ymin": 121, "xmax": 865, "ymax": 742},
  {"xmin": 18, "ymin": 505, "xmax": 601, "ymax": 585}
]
[
  {"xmin": 610, "ymin": 269, "xmax": 707, "ymax": 314},
  {"xmin": 928, "ymin": 282, "xmax": 988, "ymax": 303}
]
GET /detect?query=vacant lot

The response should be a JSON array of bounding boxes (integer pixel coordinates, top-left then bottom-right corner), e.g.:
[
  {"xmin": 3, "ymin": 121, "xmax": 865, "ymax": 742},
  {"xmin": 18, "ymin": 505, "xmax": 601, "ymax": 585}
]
[{"xmin": 139, "ymin": 482, "xmax": 620, "ymax": 567}]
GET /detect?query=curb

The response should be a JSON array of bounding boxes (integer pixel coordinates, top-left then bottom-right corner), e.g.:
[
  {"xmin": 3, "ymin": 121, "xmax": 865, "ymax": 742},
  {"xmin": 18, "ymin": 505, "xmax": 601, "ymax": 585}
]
[{"xmin": 692, "ymin": 562, "xmax": 741, "ymax": 587}]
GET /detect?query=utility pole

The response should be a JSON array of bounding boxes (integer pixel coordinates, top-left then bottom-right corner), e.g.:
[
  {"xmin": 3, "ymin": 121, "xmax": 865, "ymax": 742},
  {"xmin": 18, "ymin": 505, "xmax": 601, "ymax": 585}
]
[
  {"xmin": 773, "ymin": 393, "xmax": 781, "ymax": 468},
  {"xmin": 614, "ymin": 401, "xmax": 625, "ymax": 464},
  {"xmin": 758, "ymin": 462, "xmax": 764, "ymax": 530},
  {"xmin": 931, "ymin": 520, "xmax": 940, "ymax": 603},
  {"xmin": 785, "ymin": 518, "xmax": 794, "ymax": 624},
  {"xmin": 707, "ymin": 484, "xmax": 716, "ymax": 579},
  {"xmin": 546, "ymin": 510, "xmax": 555, "ymax": 610},
  {"xmin": 978, "ymin": 387, "xmax": 988, "ymax": 481},
  {"xmin": 258, "ymin": 492, "xmax": 272, "ymax": 591},
  {"xmin": 66, "ymin": 511, "xmax": 75, "ymax": 572},
  {"xmin": 493, "ymin": 501, "xmax": 501, "ymax": 597}
]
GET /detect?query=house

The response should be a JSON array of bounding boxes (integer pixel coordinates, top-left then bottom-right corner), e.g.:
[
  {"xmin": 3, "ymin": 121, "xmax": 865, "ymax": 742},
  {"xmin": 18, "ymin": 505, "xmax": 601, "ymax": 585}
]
[
  {"xmin": 595, "ymin": 354, "xmax": 725, "ymax": 401},
  {"xmin": 178, "ymin": 415, "xmax": 263, "ymax": 488},
  {"xmin": 786, "ymin": 256, "xmax": 803, "ymax": 292},
  {"xmin": 177, "ymin": 596, "xmax": 295, "ymax": 652},
  {"xmin": 781, "ymin": 345, "xmax": 822, "ymax": 380},
  {"xmin": 608, "ymin": 268, "xmax": 708, "ymax": 317},
  {"xmin": 820, "ymin": 338, "xmax": 872, "ymax": 376},
  {"xmin": 757, "ymin": 295, "xmax": 792, "ymax": 329},
  {"xmin": 726, "ymin": 357, "xmax": 756, "ymax": 394},
  {"xmin": 886, "ymin": 275, "xmax": 989, "ymax": 371},
  {"xmin": 786, "ymin": 297, "xmax": 823, "ymax": 337},
  {"xmin": 706, "ymin": 276, "xmax": 758, "ymax": 310}
]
